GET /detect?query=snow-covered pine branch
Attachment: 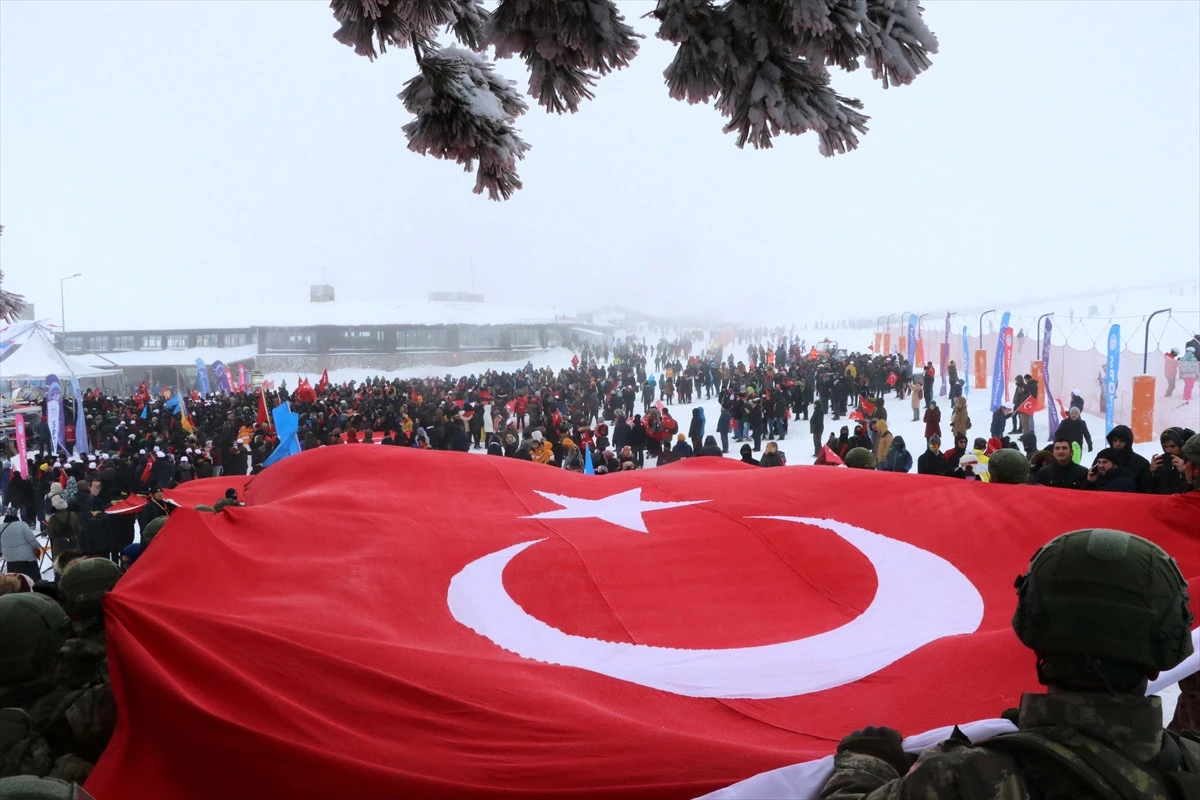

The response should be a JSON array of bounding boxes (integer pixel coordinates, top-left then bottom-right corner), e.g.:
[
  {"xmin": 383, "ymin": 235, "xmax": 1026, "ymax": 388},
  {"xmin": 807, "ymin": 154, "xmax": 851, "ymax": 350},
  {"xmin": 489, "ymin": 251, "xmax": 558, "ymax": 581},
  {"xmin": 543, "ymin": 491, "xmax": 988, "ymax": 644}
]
[
  {"xmin": 0, "ymin": 226, "xmax": 26, "ymax": 324},
  {"xmin": 330, "ymin": 0, "xmax": 937, "ymax": 197},
  {"xmin": 486, "ymin": 0, "xmax": 642, "ymax": 114},
  {"xmin": 399, "ymin": 45, "xmax": 531, "ymax": 200}
]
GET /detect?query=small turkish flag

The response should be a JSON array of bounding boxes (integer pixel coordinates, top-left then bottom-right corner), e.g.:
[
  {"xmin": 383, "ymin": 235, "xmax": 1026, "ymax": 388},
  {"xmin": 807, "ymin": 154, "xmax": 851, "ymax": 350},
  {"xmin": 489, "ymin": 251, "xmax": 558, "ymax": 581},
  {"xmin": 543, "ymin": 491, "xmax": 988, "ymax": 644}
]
[
  {"xmin": 1017, "ymin": 395, "xmax": 1036, "ymax": 415},
  {"xmin": 88, "ymin": 449, "xmax": 1200, "ymax": 799},
  {"xmin": 886, "ymin": 372, "xmax": 898, "ymax": 387}
]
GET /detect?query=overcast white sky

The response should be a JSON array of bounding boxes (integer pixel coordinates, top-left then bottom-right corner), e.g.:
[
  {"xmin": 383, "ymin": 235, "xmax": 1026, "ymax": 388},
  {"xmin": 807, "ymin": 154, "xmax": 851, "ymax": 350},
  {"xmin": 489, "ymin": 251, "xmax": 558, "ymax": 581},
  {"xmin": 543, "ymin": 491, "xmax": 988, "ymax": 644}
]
[{"xmin": 1, "ymin": 0, "xmax": 1197, "ymax": 328}]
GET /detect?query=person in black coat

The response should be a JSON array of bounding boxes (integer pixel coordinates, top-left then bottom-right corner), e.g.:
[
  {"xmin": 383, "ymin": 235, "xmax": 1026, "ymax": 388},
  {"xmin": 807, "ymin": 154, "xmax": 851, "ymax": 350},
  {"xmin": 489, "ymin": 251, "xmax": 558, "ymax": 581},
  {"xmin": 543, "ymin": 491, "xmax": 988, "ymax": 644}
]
[
  {"xmin": 1104, "ymin": 424, "xmax": 1150, "ymax": 493},
  {"xmin": 716, "ymin": 407, "xmax": 731, "ymax": 454},
  {"xmin": 738, "ymin": 443, "xmax": 759, "ymax": 466},
  {"xmin": 1149, "ymin": 426, "xmax": 1193, "ymax": 494},
  {"xmin": 809, "ymin": 400, "xmax": 826, "ymax": 457},
  {"xmin": 612, "ymin": 415, "xmax": 631, "ymax": 453},
  {"xmin": 1033, "ymin": 437, "xmax": 1089, "ymax": 489},
  {"xmin": 1055, "ymin": 408, "xmax": 1092, "ymax": 453},
  {"xmin": 697, "ymin": 435, "xmax": 724, "ymax": 457},
  {"xmin": 628, "ymin": 416, "xmax": 648, "ymax": 468},
  {"xmin": 1083, "ymin": 449, "xmax": 1136, "ymax": 492},
  {"xmin": 917, "ymin": 436, "xmax": 947, "ymax": 476},
  {"xmin": 138, "ymin": 485, "xmax": 171, "ymax": 533},
  {"xmin": 688, "ymin": 408, "xmax": 704, "ymax": 454}
]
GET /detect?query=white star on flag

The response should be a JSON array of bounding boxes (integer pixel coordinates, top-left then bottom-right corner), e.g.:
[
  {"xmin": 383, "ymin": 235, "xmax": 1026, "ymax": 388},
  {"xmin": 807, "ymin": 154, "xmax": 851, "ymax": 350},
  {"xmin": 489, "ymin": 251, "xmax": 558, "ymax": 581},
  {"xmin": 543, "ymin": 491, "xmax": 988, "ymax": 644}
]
[{"xmin": 523, "ymin": 488, "xmax": 707, "ymax": 533}]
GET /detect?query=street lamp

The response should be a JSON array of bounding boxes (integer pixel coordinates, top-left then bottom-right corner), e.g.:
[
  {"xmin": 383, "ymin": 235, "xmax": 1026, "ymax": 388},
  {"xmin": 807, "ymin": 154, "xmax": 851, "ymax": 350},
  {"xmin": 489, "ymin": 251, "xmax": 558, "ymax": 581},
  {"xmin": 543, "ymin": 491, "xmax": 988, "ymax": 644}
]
[
  {"xmin": 60, "ymin": 273, "xmax": 82, "ymax": 342},
  {"xmin": 1035, "ymin": 312, "xmax": 1055, "ymax": 356},
  {"xmin": 978, "ymin": 309, "xmax": 995, "ymax": 351}
]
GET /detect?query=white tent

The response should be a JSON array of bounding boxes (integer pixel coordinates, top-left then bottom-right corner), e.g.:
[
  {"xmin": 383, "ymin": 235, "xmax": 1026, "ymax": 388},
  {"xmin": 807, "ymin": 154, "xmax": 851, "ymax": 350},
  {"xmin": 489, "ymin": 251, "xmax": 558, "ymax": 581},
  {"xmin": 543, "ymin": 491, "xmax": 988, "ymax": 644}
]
[{"xmin": 0, "ymin": 323, "xmax": 121, "ymax": 381}]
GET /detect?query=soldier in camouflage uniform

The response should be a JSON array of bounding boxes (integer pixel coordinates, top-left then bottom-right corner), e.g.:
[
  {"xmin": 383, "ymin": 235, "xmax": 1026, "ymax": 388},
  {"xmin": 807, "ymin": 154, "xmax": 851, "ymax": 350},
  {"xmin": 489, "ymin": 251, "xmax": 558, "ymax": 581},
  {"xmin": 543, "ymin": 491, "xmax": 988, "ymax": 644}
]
[
  {"xmin": 819, "ymin": 528, "xmax": 1200, "ymax": 800},
  {"xmin": 0, "ymin": 580, "xmax": 117, "ymax": 782}
]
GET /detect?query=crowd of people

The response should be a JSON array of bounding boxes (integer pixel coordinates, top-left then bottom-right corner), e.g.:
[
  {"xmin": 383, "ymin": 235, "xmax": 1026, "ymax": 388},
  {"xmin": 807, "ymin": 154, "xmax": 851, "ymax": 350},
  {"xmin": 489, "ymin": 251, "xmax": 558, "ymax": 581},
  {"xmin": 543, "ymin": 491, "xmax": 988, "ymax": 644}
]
[{"xmin": 0, "ymin": 332, "xmax": 1198, "ymax": 793}]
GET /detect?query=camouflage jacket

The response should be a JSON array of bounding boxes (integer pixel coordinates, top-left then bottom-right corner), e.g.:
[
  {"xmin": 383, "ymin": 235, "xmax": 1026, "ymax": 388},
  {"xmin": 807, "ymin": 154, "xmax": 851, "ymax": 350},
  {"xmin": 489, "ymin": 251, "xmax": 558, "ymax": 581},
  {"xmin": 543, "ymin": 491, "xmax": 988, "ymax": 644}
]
[{"xmin": 819, "ymin": 691, "xmax": 1179, "ymax": 800}]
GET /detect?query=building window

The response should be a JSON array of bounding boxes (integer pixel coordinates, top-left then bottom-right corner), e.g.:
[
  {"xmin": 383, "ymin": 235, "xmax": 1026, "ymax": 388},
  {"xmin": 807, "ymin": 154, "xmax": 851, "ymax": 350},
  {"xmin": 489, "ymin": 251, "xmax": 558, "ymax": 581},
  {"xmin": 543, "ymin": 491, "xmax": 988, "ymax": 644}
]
[
  {"xmin": 398, "ymin": 328, "xmax": 448, "ymax": 350},
  {"xmin": 223, "ymin": 333, "xmax": 247, "ymax": 348},
  {"xmin": 64, "ymin": 336, "xmax": 84, "ymax": 353},
  {"xmin": 461, "ymin": 326, "xmax": 501, "ymax": 349},
  {"xmin": 195, "ymin": 334, "xmax": 218, "ymax": 348},
  {"xmin": 512, "ymin": 328, "xmax": 540, "ymax": 348},
  {"xmin": 90, "ymin": 335, "xmax": 110, "ymax": 351},
  {"xmin": 264, "ymin": 330, "xmax": 314, "ymax": 351},
  {"xmin": 141, "ymin": 335, "xmax": 162, "ymax": 350},
  {"xmin": 166, "ymin": 335, "xmax": 188, "ymax": 349},
  {"xmin": 113, "ymin": 335, "xmax": 135, "ymax": 350},
  {"xmin": 334, "ymin": 329, "xmax": 384, "ymax": 350}
]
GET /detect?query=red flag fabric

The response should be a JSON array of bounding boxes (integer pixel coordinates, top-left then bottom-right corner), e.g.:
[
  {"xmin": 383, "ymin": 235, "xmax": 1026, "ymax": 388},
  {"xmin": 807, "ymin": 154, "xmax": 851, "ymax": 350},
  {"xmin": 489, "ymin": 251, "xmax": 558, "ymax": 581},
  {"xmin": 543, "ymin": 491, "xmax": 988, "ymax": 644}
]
[
  {"xmin": 256, "ymin": 387, "xmax": 269, "ymax": 427},
  {"xmin": 87, "ymin": 449, "xmax": 1200, "ymax": 800},
  {"xmin": 816, "ymin": 446, "xmax": 844, "ymax": 466},
  {"xmin": 858, "ymin": 395, "xmax": 876, "ymax": 417},
  {"xmin": 318, "ymin": 369, "xmax": 329, "ymax": 393},
  {"xmin": 105, "ymin": 476, "xmax": 255, "ymax": 516},
  {"xmin": 1016, "ymin": 394, "xmax": 1036, "ymax": 416},
  {"xmin": 885, "ymin": 372, "xmax": 898, "ymax": 387}
]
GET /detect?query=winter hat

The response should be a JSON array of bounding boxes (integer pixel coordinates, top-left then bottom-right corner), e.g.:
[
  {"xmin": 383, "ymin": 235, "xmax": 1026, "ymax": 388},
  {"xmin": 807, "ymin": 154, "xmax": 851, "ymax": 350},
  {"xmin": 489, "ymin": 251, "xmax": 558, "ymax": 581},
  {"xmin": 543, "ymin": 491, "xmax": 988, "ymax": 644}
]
[
  {"xmin": 988, "ymin": 449, "xmax": 1030, "ymax": 485},
  {"xmin": 677, "ymin": 433, "xmax": 686, "ymax": 442},
  {"xmin": 959, "ymin": 452, "xmax": 979, "ymax": 467},
  {"xmin": 1106, "ymin": 425, "xmax": 1134, "ymax": 445},
  {"xmin": 180, "ymin": 457, "xmax": 188, "ymax": 463},
  {"xmin": 844, "ymin": 447, "xmax": 876, "ymax": 470},
  {"xmin": 1094, "ymin": 448, "xmax": 1120, "ymax": 465},
  {"xmin": 1160, "ymin": 427, "xmax": 1188, "ymax": 448},
  {"xmin": 50, "ymin": 495, "xmax": 68, "ymax": 512},
  {"xmin": 531, "ymin": 430, "xmax": 544, "ymax": 442},
  {"xmin": 47, "ymin": 484, "xmax": 63, "ymax": 497},
  {"xmin": 985, "ymin": 437, "xmax": 1003, "ymax": 456},
  {"xmin": 928, "ymin": 435, "xmax": 941, "ymax": 446}
]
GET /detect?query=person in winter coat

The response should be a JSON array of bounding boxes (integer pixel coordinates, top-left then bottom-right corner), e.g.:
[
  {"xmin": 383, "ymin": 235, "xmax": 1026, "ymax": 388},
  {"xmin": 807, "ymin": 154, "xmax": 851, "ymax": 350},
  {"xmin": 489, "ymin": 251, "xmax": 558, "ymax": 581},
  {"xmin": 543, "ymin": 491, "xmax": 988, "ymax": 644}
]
[
  {"xmin": 1084, "ymin": 449, "xmax": 1136, "ymax": 492},
  {"xmin": 950, "ymin": 396, "xmax": 970, "ymax": 440},
  {"xmin": 1104, "ymin": 424, "xmax": 1150, "ymax": 492},
  {"xmin": 1034, "ymin": 436, "xmax": 1090, "ymax": 489},
  {"xmin": 612, "ymin": 414, "xmax": 631, "ymax": 454},
  {"xmin": 688, "ymin": 408, "xmax": 705, "ymax": 454},
  {"xmin": 923, "ymin": 400, "xmax": 942, "ymax": 444},
  {"xmin": 944, "ymin": 434, "xmax": 971, "ymax": 474},
  {"xmin": 917, "ymin": 436, "xmax": 946, "ymax": 476},
  {"xmin": 909, "ymin": 379, "xmax": 923, "ymax": 421},
  {"xmin": 1055, "ymin": 406, "xmax": 1092, "ymax": 456},
  {"xmin": 990, "ymin": 405, "xmax": 1011, "ymax": 440},
  {"xmin": 760, "ymin": 441, "xmax": 786, "ymax": 467},
  {"xmin": 1010, "ymin": 376, "xmax": 1029, "ymax": 433},
  {"xmin": 809, "ymin": 400, "xmax": 826, "ymax": 458},
  {"xmin": 716, "ymin": 406, "xmax": 731, "ymax": 454},
  {"xmin": 1149, "ymin": 426, "xmax": 1193, "ymax": 494},
  {"xmin": 672, "ymin": 434, "xmax": 694, "ymax": 459},
  {"xmin": 628, "ymin": 415, "xmax": 648, "ymax": 468},
  {"xmin": 871, "ymin": 419, "xmax": 893, "ymax": 465},
  {"xmin": 879, "ymin": 435, "xmax": 912, "ymax": 473},
  {"xmin": 922, "ymin": 363, "xmax": 935, "ymax": 407},
  {"xmin": 46, "ymin": 494, "xmax": 82, "ymax": 558},
  {"xmin": 739, "ymin": 443, "xmax": 760, "ymax": 467},
  {"xmin": 697, "ymin": 435, "xmax": 724, "ymax": 457},
  {"xmin": 947, "ymin": 360, "xmax": 959, "ymax": 387}
]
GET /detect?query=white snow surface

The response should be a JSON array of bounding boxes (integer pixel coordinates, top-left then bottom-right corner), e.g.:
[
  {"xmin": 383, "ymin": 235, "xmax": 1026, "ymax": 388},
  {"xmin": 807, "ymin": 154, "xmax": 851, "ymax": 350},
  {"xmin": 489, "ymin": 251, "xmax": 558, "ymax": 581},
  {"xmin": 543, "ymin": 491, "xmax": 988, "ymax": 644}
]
[{"xmin": 83, "ymin": 344, "xmax": 259, "ymax": 368}]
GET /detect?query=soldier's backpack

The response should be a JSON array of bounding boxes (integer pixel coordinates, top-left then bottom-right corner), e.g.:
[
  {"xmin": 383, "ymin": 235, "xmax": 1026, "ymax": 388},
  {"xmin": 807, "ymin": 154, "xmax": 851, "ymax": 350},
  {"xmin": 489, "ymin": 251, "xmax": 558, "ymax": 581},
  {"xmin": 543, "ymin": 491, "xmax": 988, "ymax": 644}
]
[{"xmin": 981, "ymin": 726, "xmax": 1200, "ymax": 800}]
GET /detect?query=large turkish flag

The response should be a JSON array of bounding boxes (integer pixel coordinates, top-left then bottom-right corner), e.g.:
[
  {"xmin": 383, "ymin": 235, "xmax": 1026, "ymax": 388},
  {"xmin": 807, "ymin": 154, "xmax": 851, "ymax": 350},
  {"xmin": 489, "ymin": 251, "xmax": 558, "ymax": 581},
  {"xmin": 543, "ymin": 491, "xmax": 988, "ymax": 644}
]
[{"xmin": 86, "ymin": 448, "xmax": 1200, "ymax": 799}]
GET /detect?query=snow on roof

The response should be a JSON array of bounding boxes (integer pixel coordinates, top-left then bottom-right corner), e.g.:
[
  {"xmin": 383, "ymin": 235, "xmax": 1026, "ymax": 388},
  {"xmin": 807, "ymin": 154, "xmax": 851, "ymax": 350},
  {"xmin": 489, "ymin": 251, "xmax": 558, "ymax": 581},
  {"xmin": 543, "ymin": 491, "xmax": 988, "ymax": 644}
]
[
  {"xmin": 68, "ymin": 299, "xmax": 573, "ymax": 333},
  {"xmin": 0, "ymin": 324, "xmax": 122, "ymax": 380},
  {"xmin": 84, "ymin": 344, "xmax": 259, "ymax": 369}
]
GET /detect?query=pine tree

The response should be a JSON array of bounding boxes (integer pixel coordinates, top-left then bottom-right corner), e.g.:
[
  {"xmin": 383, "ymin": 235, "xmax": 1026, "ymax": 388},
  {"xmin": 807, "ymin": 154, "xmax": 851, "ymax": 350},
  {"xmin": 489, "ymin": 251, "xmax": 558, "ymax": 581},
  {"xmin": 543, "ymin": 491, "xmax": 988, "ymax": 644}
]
[
  {"xmin": 330, "ymin": 0, "xmax": 938, "ymax": 199},
  {"xmin": 0, "ymin": 226, "xmax": 27, "ymax": 323}
]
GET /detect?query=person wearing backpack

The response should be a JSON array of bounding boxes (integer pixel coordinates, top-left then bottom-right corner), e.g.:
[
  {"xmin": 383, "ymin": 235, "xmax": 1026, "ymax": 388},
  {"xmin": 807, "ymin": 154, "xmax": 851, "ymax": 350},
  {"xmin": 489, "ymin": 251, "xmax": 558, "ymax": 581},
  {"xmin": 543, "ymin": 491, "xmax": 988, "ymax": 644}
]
[{"xmin": 819, "ymin": 527, "xmax": 1199, "ymax": 800}]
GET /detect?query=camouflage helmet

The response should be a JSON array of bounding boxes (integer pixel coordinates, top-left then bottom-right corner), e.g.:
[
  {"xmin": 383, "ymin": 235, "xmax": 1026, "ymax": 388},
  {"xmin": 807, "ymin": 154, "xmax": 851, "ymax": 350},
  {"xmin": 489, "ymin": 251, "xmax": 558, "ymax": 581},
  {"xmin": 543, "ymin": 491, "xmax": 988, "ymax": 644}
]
[
  {"xmin": 59, "ymin": 557, "xmax": 121, "ymax": 619},
  {"xmin": 844, "ymin": 447, "xmax": 876, "ymax": 470},
  {"xmin": 0, "ymin": 593, "xmax": 71, "ymax": 683},
  {"xmin": 141, "ymin": 515, "xmax": 168, "ymax": 549},
  {"xmin": 988, "ymin": 449, "xmax": 1031, "ymax": 485},
  {"xmin": 1012, "ymin": 529, "xmax": 1194, "ymax": 674},
  {"xmin": 0, "ymin": 777, "xmax": 75, "ymax": 800},
  {"xmin": 1182, "ymin": 433, "xmax": 1200, "ymax": 463}
]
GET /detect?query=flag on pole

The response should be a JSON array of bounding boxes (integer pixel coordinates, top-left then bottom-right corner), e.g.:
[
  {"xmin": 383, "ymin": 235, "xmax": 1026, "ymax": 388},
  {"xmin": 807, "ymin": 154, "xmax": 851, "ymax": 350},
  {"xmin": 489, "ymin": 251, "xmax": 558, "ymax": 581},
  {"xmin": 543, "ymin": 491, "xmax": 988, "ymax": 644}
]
[
  {"xmin": 584, "ymin": 445, "xmax": 594, "ymax": 475},
  {"xmin": 257, "ymin": 387, "xmax": 270, "ymax": 427},
  {"xmin": 71, "ymin": 376, "xmax": 89, "ymax": 456}
]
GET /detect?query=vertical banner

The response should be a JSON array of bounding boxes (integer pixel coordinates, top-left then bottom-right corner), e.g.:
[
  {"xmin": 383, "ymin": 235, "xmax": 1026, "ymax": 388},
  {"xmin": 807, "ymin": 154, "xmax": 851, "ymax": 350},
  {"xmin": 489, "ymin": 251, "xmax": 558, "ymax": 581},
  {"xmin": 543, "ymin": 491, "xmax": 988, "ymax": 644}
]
[
  {"xmin": 196, "ymin": 359, "xmax": 212, "ymax": 396},
  {"xmin": 238, "ymin": 364, "xmax": 247, "ymax": 393},
  {"xmin": 961, "ymin": 326, "xmax": 970, "ymax": 396},
  {"xmin": 1002, "ymin": 327, "xmax": 1014, "ymax": 402},
  {"xmin": 14, "ymin": 416, "xmax": 28, "ymax": 476},
  {"xmin": 974, "ymin": 350, "xmax": 989, "ymax": 389},
  {"xmin": 70, "ymin": 376, "xmax": 89, "ymax": 456},
  {"xmin": 883, "ymin": 333, "xmax": 891, "ymax": 355},
  {"xmin": 46, "ymin": 373, "xmax": 65, "ymax": 455},
  {"xmin": 1105, "ymin": 324, "xmax": 1120, "ymax": 435},
  {"xmin": 212, "ymin": 361, "xmax": 233, "ymax": 394},
  {"xmin": 906, "ymin": 314, "xmax": 917, "ymax": 364},
  {"xmin": 874, "ymin": 332, "xmax": 882, "ymax": 353},
  {"xmin": 989, "ymin": 312, "xmax": 1011, "ymax": 410},
  {"xmin": 939, "ymin": 314, "xmax": 951, "ymax": 396},
  {"xmin": 1044, "ymin": 318, "xmax": 1060, "ymax": 439},
  {"xmin": 1131, "ymin": 375, "xmax": 1155, "ymax": 443}
]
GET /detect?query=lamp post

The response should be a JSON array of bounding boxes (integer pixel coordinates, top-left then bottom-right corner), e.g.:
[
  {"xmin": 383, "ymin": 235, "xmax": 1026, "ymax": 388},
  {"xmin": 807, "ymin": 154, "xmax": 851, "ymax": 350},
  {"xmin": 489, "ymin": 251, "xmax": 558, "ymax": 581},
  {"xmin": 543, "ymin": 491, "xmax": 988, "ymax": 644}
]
[
  {"xmin": 1143, "ymin": 308, "xmax": 1171, "ymax": 374},
  {"xmin": 60, "ymin": 273, "xmax": 82, "ymax": 343},
  {"xmin": 1035, "ymin": 313, "xmax": 1055, "ymax": 355},
  {"xmin": 978, "ymin": 309, "xmax": 995, "ymax": 352}
]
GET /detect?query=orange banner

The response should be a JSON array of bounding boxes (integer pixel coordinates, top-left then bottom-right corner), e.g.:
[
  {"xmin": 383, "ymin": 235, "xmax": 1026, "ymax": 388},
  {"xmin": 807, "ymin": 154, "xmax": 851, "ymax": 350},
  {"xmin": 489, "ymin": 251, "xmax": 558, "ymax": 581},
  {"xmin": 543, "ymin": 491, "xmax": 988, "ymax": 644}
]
[
  {"xmin": 898, "ymin": 336, "xmax": 907, "ymax": 360},
  {"xmin": 915, "ymin": 337, "xmax": 925, "ymax": 368},
  {"xmin": 1131, "ymin": 375, "xmax": 1156, "ymax": 444},
  {"xmin": 1030, "ymin": 361, "xmax": 1046, "ymax": 412},
  {"xmin": 974, "ymin": 350, "xmax": 988, "ymax": 389},
  {"xmin": 883, "ymin": 333, "xmax": 892, "ymax": 354},
  {"xmin": 874, "ymin": 332, "xmax": 883, "ymax": 353}
]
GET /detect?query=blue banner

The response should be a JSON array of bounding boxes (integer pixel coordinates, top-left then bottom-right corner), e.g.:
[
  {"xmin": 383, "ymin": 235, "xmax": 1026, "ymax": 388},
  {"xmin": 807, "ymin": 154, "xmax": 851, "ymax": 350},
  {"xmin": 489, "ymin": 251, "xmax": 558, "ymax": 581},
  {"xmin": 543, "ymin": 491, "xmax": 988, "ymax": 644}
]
[
  {"xmin": 906, "ymin": 314, "xmax": 917, "ymax": 364},
  {"xmin": 1105, "ymin": 324, "xmax": 1120, "ymax": 435},
  {"xmin": 70, "ymin": 376, "xmax": 89, "ymax": 456},
  {"xmin": 212, "ymin": 361, "xmax": 232, "ymax": 394},
  {"xmin": 263, "ymin": 401, "xmax": 302, "ymax": 468},
  {"xmin": 989, "ymin": 311, "xmax": 1011, "ymax": 411},
  {"xmin": 584, "ymin": 445, "xmax": 594, "ymax": 475},
  {"xmin": 1044, "ymin": 318, "xmax": 1059, "ymax": 439},
  {"xmin": 961, "ymin": 326, "xmax": 970, "ymax": 396},
  {"xmin": 196, "ymin": 358, "xmax": 211, "ymax": 396}
]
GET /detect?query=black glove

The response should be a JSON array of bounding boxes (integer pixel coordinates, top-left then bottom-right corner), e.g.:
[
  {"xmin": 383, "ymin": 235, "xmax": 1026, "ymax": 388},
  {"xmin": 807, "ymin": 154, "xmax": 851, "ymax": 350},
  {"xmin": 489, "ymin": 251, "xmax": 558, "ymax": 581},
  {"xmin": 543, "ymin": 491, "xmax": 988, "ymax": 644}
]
[{"xmin": 836, "ymin": 726, "xmax": 914, "ymax": 774}]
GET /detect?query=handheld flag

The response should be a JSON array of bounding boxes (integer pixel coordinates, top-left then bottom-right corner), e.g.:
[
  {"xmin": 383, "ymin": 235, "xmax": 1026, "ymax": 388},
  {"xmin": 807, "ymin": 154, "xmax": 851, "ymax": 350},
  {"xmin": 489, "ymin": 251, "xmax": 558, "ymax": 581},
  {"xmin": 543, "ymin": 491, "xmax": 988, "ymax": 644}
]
[
  {"xmin": 257, "ymin": 388, "xmax": 270, "ymax": 427},
  {"xmin": 584, "ymin": 445, "xmax": 594, "ymax": 475}
]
